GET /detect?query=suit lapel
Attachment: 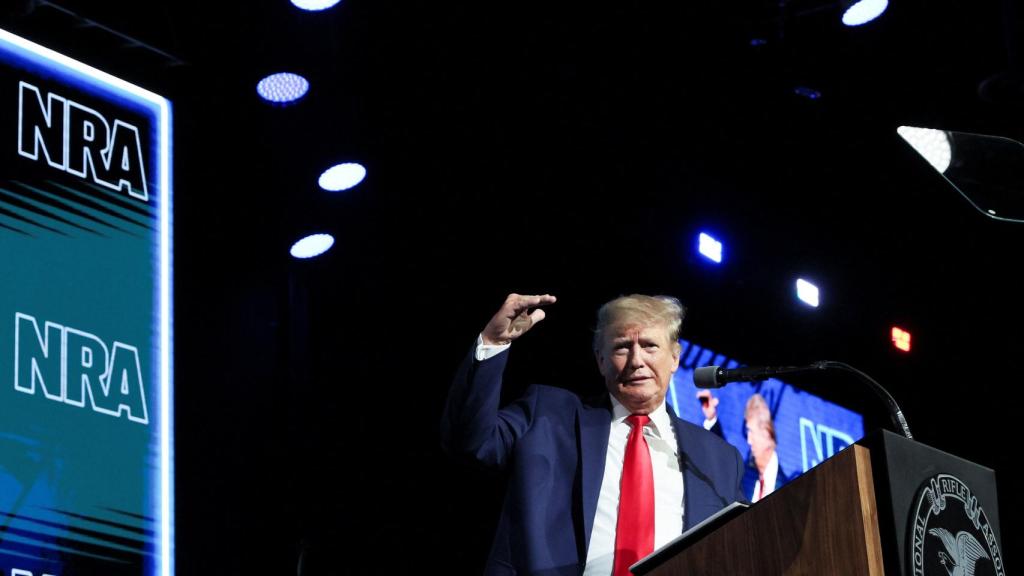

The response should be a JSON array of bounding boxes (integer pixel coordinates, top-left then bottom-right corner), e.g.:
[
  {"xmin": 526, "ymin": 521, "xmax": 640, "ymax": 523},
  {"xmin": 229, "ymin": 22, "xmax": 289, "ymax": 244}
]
[
  {"xmin": 578, "ymin": 396, "xmax": 611, "ymax": 554},
  {"xmin": 667, "ymin": 403, "xmax": 697, "ymax": 531}
]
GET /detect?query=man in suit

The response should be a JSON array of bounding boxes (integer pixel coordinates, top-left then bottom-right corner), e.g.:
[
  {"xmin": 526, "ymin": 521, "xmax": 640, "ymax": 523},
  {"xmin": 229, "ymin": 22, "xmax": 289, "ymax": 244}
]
[
  {"xmin": 741, "ymin": 393, "xmax": 792, "ymax": 503},
  {"xmin": 442, "ymin": 293, "xmax": 745, "ymax": 575}
]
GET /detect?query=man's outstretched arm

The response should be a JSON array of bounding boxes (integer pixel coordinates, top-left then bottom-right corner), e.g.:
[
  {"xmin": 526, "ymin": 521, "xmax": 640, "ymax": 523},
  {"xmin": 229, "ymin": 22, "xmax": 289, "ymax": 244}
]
[{"xmin": 440, "ymin": 293, "xmax": 556, "ymax": 468}]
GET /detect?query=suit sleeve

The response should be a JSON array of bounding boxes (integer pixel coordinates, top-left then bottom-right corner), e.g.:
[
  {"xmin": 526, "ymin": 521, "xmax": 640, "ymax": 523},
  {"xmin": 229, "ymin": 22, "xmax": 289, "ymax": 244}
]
[
  {"xmin": 440, "ymin": 345, "xmax": 537, "ymax": 470},
  {"xmin": 733, "ymin": 445, "xmax": 749, "ymax": 505}
]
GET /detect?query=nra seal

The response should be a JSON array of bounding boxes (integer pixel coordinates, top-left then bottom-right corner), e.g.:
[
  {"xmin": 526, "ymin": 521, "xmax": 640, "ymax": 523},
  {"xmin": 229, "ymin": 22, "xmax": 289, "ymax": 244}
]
[{"xmin": 910, "ymin": 474, "xmax": 1004, "ymax": 576}]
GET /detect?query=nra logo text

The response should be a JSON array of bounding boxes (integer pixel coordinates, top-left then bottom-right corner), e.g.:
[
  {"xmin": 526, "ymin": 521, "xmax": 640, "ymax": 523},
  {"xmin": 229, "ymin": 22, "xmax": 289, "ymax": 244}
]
[
  {"xmin": 17, "ymin": 80, "xmax": 148, "ymax": 201},
  {"xmin": 13, "ymin": 312, "xmax": 149, "ymax": 425}
]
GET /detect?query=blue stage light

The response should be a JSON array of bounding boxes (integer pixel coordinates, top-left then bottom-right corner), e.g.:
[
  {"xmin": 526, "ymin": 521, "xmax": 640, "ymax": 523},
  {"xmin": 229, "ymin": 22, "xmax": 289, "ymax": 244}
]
[
  {"xmin": 697, "ymin": 232, "xmax": 723, "ymax": 264},
  {"xmin": 842, "ymin": 0, "xmax": 888, "ymax": 26},
  {"xmin": 796, "ymin": 279, "xmax": 820, "ymax": 307},
  {"xmin": 256, "ymin": 72, "xmax": 309, "ymax": 104},
  {"xmin": 290, "ymin": 233, "xmax": 335, "ymax": 259},
  {"xmin": 318, "ymin": 162, "xmax": 366, "ymax": 192},
  {"xmin": 291, "ymin": 0, "xmax": 342, "ymax": 11},
  {"xmin": 794, "ymin": 86, "xmax": 822, "ymax": 100}
]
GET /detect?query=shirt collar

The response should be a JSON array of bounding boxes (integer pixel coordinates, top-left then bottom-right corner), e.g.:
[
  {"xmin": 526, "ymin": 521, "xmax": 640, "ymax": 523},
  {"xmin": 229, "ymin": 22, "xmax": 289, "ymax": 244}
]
[{"xmin": 608, "ymin": 394, "xmax": 673, "ymax": 439}]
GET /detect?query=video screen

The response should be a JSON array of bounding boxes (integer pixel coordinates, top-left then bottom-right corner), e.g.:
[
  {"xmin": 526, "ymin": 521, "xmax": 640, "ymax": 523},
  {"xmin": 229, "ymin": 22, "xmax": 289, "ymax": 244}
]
[{"xmin": 668, "ymin": 339, "xmax": 865, "ymax": 502}]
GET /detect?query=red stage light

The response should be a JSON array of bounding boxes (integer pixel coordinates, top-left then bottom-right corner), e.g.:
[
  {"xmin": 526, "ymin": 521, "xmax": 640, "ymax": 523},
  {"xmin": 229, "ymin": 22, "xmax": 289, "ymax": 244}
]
[{"xmin": 891, "ymin": 327, "xmax": 911, "ymax": 352}]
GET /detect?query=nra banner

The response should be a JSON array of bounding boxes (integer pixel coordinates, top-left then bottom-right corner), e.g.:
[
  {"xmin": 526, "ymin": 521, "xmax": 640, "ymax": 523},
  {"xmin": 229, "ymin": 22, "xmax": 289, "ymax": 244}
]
[{"xmin": 0, "ymin": 28, "xmax": 172, "ymax": 576}]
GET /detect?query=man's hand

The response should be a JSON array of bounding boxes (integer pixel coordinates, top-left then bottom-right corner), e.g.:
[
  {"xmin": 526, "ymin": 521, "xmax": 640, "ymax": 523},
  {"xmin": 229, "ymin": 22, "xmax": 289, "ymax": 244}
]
[{"xmin": 481, "ymin": 293, "xmax": 557, "ymax": 346}]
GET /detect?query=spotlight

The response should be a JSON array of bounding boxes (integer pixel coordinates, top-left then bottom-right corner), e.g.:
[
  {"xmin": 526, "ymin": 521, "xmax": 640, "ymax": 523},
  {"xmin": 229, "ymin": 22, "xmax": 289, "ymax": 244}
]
[
  {"xmin": 318, "ymin": 162, "xmax": 366, "ymax": 192},
  {"xmin": 256, "ymin": 72, "xmax": 309, "ymax": 105},
  {"xmin": 697, "ymin": 232, "xmax": 723, "ymax": 264},
  {"xmin": 795, "ymin": 279, "xmax": 820, "ymax": 307},
  {"xmin": 891, "ymin": 326, "xmax": 911, "ymax": 352},
  {"xmin": 290, "ymin": 233, "xmax": 334, "ymax": 259},
  {"xmin": 897, "ymin": 126, "xmax": 952, "ymax": 173}
]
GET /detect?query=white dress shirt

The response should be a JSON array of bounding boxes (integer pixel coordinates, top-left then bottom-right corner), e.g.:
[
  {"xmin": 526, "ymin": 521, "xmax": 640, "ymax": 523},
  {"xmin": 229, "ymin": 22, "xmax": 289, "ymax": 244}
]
[
  {"xmin": 475, "ymin": 335, "xmax": 510, "ymax": 361},
  {"xmin": 750, "ymin": 450, "xmax": 779, "ymax": 503},
  {"xmin": 583, "ymin": 396, "xmax": 685, "ymax": 575}
]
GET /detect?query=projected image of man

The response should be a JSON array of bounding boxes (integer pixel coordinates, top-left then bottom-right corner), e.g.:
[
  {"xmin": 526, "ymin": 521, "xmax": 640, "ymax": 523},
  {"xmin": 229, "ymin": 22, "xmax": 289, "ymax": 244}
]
[{"xmin": 742, "ymin": 393, "xmax": 792, "ymax": 503}]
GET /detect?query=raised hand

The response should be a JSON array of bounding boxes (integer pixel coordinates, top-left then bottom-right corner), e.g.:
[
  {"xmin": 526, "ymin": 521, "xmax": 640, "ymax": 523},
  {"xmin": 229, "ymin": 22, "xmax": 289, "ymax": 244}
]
[{"xmin": 481, "ymin": 293, "xmax": 557, "ymax": 346}]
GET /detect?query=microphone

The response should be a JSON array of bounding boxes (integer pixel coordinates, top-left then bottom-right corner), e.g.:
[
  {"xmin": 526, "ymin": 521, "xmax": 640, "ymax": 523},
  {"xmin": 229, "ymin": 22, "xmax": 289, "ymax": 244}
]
[
  {"xmin": 693, "ymin": 364, "xmax": 813, "ymax": 389},
  {"xmin": 692, "ymin": 360, "xmax": 913, "ymax": 439}
]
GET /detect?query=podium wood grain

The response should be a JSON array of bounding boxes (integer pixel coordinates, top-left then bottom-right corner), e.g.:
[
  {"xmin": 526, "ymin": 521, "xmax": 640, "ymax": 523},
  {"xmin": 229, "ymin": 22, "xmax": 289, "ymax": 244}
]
[{"xmin": 646, "ymin": 445, "xmax": 885, "ymax": 575}]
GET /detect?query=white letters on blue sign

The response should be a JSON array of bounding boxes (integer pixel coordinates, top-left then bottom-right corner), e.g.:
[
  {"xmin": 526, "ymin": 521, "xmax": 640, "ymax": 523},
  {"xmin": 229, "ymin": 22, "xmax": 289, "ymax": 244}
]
[
  {"xmin": 17, "ymin": 81, "xmax": 148, "ymax": 201},
  {"xmin": 800, "ymin": 417, "xmax": 854, "ymax": 472},
  {"xmin": 13, "ymin": 312, "xmax": 149, "ymax": 425}
]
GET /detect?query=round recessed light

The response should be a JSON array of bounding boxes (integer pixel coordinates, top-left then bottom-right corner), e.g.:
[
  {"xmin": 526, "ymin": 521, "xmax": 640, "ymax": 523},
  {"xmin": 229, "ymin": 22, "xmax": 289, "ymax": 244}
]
[
  {"xmin": 842, "ymin": 0, "xmax": 888, "ymax": 26},
  {"xmin": 291, "ymin": 0, "xmax": 342, "ymax": 11},
  {"xmin": 256, "ymin": 72, "xmax": 309, "ymax": 105},
  {"xmin": 318, "ymin": 163, "xmax": 367, "ymax": 192},
  {"xmin": 290, "ymin": 233, "xmax": 335, "ymax": 259}
]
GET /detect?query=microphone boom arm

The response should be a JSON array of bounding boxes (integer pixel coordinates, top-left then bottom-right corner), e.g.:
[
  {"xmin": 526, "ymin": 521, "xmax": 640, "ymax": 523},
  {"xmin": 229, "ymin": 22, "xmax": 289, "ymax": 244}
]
[
  {"xmin": 810, "ymin": 360, "xmax": 913, "ymax": 440},
  {"xmin": 696, "ymin": 361, "xmax": 913, "ymax": 440}
]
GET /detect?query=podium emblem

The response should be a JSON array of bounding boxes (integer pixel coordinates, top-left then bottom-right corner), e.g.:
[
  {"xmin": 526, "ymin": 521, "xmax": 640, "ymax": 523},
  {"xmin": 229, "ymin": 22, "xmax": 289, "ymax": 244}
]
[{"xmin": 910, "ymin": 474, "xmax": 1004, "ymax": 576}]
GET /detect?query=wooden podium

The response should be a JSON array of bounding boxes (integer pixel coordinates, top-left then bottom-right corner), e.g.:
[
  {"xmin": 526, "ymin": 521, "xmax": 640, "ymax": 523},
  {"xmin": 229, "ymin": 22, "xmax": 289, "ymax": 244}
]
[{"xmin": 634, "ymin": 430, "xmax": 1005, "ymax": 576}]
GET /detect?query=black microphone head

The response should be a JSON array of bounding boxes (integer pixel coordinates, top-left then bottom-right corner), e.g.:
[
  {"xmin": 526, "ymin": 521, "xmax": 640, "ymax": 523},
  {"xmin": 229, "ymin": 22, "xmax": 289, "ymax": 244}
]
[{"xmin": 693, "ymin": 365, "xmax": 723, "ymax": 389}]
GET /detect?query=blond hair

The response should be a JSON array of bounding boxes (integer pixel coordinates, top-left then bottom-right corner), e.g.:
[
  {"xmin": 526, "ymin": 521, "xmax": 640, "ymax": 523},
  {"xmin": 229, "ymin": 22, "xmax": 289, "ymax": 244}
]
[
  {"xmin": 744, "ymin": 393, "xmax": 776, "ymax": 444},
  {"xmin": 593, "ymin": 294, "xmax": 685, "ymax": 352}
]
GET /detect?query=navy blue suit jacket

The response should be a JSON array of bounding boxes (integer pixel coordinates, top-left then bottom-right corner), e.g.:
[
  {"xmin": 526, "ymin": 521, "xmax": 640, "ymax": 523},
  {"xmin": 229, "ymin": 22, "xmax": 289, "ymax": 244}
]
[{"xmin": 441, "ymin": 348, "xmax": 746, "ymax": 575}]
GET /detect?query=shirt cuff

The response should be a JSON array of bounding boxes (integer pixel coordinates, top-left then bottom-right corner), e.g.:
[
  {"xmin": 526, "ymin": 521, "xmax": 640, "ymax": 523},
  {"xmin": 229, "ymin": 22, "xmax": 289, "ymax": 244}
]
[{"xmin": 475, "ymin": 333, "xmax": 511, "ymax": 361}]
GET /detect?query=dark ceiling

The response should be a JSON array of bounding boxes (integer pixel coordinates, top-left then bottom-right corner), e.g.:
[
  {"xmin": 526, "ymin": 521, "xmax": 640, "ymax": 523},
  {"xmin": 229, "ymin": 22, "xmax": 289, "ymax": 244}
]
[{"xmin": 2, "ymin": 0, "xmax": 1021, "ymax": 573}]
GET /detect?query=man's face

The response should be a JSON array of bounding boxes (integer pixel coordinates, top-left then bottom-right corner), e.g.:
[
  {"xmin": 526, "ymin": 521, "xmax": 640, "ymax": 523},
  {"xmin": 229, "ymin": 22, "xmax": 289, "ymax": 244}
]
[
  {"xmin": 596, "ymin": 323, "xmax": 680, "ymax": 415},
  {"xmin": 746, "ymin": 416, "xmax": 775, "ymax": 471}
]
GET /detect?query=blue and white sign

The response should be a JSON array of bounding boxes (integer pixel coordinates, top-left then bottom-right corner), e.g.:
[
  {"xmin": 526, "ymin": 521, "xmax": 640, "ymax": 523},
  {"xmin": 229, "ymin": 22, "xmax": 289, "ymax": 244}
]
[{"xmin": 0, "ymin": 27, "xmax": 173, "ymax": 576}]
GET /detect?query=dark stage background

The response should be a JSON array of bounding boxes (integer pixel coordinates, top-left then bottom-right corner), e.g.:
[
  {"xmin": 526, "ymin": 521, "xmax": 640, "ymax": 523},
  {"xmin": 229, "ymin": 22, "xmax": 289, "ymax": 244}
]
[{"xmin": 2, "ymin": 0, "xmax": 1021, "ymax": 573}]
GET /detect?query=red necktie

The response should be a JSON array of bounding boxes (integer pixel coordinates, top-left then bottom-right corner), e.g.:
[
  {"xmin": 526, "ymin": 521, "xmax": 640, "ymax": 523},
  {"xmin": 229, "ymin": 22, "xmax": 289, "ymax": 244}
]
[{"xmin": 613, "ymin": 414, "xmax": 654, "ymax": 576}]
